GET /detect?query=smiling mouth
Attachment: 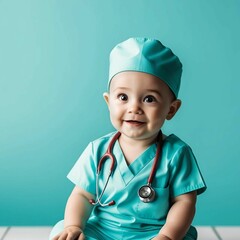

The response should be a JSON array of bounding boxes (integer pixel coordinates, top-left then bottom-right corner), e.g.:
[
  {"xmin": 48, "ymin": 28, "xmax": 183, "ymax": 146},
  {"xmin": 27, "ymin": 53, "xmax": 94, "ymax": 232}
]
[{"xmin": 125, "ymin": 120, "xmax": 145, "ymax": 125}]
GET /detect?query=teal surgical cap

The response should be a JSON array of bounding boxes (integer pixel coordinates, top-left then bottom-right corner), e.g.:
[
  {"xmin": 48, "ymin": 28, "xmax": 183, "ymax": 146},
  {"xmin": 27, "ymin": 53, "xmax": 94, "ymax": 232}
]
[{"xmin": 108, "ymin": 37, "xmax": 182, "ymax": 98}]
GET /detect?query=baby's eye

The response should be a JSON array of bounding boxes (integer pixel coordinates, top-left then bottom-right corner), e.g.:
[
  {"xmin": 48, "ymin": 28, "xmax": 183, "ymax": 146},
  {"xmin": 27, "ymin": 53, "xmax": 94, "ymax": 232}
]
[
  {"xmin": 143, "ymin": 95, "xmax": 156, "ymax": 103},
  {"xmin": 118, "ymin": 94, "xmax": 128, "ymax": 101}
]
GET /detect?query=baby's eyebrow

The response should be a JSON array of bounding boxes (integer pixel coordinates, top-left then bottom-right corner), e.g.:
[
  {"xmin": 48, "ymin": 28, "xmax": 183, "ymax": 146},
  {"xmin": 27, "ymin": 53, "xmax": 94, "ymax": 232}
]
[
  {"xmin": 111, "ymin": 87, "xmax": 163, "ymax": 97},
  {"xmin": 145, "ymin": 89, "xmax": 162, "ymax": 97},
  {"xmin": 112, "ymin": 87, "xmax": 130, "ymax": 92}
]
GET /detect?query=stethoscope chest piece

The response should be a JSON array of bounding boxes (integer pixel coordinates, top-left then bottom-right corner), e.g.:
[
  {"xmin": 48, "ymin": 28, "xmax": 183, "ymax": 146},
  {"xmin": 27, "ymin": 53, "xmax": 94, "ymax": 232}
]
[{"xmin": 138, "ymin": 184, "xmax": 155, "ymax": 203}]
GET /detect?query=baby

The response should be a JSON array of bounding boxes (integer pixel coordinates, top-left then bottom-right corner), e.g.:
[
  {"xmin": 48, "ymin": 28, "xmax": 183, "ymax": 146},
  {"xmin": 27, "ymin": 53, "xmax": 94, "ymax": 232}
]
[{"xmin": 49, "ymin": 37, "xmax": 206, "ymax": 240}]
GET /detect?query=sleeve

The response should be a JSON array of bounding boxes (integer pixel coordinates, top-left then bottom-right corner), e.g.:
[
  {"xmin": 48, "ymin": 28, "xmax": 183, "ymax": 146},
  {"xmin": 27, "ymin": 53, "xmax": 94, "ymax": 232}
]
[
  {"xmin": 169, "ymin": 145, "xmax": 207, "ymax": 198},
  {"xmin": 67, "ymin": 142, "xmax": 97, "ymax": 195}
]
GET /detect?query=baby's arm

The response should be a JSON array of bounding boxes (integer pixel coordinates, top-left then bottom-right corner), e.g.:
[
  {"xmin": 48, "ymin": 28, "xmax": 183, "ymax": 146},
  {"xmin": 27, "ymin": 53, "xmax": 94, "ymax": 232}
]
[
  {"xmin": 153, "ymin": 191, "xmax": 197, "ymax": 240},
  {"xmin": 52, "ymin": 185, "xmax": 94, "ymax": 240}
]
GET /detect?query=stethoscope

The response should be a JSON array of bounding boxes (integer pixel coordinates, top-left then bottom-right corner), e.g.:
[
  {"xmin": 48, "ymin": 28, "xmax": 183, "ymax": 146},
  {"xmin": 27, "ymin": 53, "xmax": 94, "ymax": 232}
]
[{"xmin": 89, "ymin": 130, "xmax": 163, "ymax": 207}]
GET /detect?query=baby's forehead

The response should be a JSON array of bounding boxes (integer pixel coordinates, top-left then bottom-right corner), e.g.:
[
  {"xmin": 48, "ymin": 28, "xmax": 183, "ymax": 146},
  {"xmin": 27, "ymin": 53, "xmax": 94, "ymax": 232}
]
[{"xmin": 109, "ymin": 71, "xmax": 171, "ymax": 93}]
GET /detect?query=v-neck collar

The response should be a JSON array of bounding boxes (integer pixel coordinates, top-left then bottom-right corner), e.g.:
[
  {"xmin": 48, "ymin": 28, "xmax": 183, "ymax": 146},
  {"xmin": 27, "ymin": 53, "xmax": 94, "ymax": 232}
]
[{"xmin": 113, "ymin": 140, "xmax": 157, "ymax": 186}]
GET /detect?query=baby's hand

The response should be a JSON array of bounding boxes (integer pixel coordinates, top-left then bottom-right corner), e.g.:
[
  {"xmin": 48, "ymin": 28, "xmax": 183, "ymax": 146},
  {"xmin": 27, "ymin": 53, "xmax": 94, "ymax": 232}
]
[
  {"xmin": 52, "ymin": 225, "xmax": 85, "ymax": 240},
  {"xmin": 151, "ymin": 234, "xmax": 172, "ymax": 240}
]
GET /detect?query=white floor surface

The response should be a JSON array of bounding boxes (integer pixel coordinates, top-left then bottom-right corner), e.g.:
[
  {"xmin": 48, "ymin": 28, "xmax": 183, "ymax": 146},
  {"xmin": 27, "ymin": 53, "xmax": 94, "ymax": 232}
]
[{"xmin": 0, "ymin": 226, "xmax": 239, "ymax": 240}]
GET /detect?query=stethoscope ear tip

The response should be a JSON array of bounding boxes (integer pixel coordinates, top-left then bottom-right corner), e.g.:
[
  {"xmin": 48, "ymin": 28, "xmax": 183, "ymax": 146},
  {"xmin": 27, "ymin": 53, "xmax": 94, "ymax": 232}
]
[
  {"xmin": 89, "ymin": 198, "xmax": 115, "ymax": 207},
  {"xmin": 108, "ymin": 200, "xmax": 115, "ymax": 206},
  {"xmin": 89, "ymin": 199, "xmax": 96, "ymax": 205}
]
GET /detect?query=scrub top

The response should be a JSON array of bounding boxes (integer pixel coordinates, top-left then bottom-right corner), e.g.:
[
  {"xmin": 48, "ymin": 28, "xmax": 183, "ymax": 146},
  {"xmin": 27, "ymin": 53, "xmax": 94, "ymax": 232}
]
[{"xmin": 67, "ymin": 132, "xmax": 207, "ymax": 240}]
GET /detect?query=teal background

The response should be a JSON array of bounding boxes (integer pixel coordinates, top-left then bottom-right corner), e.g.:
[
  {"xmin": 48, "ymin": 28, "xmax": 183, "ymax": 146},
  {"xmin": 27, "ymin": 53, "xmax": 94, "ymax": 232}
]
[{"xmin": 0, "ymin": 0, "xmax": 239, "ymax": 226}]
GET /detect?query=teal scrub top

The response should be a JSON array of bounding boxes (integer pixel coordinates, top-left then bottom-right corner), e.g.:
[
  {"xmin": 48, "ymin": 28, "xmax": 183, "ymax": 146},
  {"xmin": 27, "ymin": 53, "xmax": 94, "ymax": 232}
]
[{"xmin": 67, "ymin": 132, "xmax": 206, "ymax": 239}]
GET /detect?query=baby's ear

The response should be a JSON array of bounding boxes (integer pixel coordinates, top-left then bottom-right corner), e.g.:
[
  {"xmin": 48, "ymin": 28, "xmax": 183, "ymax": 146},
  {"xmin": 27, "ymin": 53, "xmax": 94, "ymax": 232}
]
[
  {"xmin": 103, "ymin": 92, "xmax": 110, "ymax": 106},
  {"xmin": 166, "ymin": 99, "xmax": 182, "ymax": 120}
]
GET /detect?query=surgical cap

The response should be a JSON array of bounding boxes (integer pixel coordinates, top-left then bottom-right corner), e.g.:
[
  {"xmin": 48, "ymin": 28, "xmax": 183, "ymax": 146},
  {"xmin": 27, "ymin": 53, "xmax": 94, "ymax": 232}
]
[{"xmin": 108, "ymin": 37, "xmax": 182, "ymax": 98}]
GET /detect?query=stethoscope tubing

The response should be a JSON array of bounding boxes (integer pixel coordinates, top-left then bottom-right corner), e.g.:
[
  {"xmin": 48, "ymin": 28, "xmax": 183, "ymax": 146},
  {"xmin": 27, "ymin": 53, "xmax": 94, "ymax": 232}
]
[
  {"xmin": 97, "ymin": 132, "xmax": 121, "ymax": 173},
  {"xmin": 93, "ymin": 173, "xmax": 115, "ymax": 207},
  {"xmin": 89, "ymin": 130, "xmax": 163, "ymax": 206}
]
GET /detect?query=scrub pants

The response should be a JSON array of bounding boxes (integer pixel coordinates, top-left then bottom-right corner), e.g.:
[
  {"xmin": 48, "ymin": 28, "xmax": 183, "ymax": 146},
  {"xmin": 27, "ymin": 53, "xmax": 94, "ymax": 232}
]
[{"xmin": 49, "ymin": 220, "xmax": 197, "ymax": 240}]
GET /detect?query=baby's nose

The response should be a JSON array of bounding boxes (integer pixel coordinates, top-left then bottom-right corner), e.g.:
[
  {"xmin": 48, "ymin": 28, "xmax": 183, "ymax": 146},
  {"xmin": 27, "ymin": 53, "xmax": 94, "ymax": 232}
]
[{"xmin": 128, "ymin": 101, "xmax": 143, "ymax": 114}]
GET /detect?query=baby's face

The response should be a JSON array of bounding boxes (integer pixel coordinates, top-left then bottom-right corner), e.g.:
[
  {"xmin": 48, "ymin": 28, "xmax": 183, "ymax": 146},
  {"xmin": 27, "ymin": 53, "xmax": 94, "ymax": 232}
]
[{"xmin": 104, "ymin": 71, "xmax": 181, "ymax": 141}]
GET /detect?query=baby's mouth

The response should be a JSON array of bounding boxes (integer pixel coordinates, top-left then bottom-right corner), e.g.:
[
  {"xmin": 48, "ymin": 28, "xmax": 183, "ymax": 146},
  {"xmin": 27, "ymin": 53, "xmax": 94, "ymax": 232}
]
[{"xmin": 125, "ymin": 120, "xmax": 145, "ymax": 125}]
